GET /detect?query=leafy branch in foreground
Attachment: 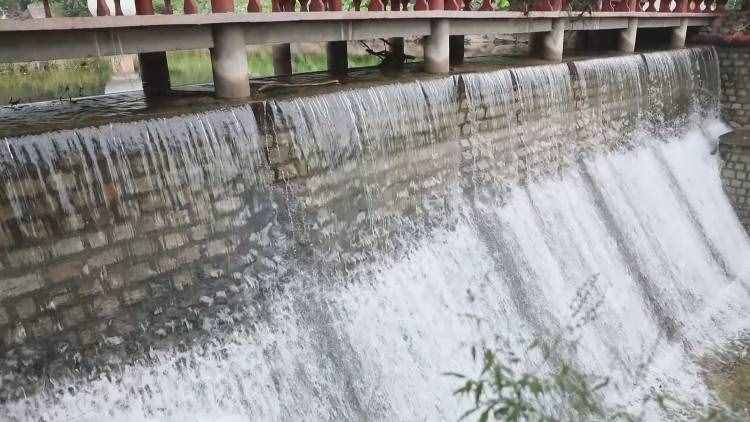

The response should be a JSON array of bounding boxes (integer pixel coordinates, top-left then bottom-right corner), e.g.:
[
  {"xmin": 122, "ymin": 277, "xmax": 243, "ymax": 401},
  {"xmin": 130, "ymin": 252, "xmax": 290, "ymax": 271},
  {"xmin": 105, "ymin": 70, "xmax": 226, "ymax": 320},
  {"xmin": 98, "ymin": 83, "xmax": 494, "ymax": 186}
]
[{"xmin": 447, "ymin": 275, "xmax": 745, "ymax": 422}]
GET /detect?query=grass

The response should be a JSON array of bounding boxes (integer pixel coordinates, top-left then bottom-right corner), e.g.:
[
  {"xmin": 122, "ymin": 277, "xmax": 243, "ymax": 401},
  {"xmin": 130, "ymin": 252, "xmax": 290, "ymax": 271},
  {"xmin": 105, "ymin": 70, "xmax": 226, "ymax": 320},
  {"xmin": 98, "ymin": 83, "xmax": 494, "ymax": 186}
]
[
  {"xmin": 0, "ymin": 59, "xmax": 112, "ymax": 102},
  {"xmin": 1, "ymin": 47, "xmax": 381, "ymax": 103}
]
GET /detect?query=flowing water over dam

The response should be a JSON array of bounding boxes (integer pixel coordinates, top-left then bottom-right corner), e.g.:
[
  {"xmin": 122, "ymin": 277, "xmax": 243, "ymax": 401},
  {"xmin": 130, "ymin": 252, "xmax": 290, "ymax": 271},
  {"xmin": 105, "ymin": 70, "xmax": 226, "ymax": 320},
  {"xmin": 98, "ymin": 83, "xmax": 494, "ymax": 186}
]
[{"xmin": 0, "ymin": 47, "xmax": 748, "ymax": 420}]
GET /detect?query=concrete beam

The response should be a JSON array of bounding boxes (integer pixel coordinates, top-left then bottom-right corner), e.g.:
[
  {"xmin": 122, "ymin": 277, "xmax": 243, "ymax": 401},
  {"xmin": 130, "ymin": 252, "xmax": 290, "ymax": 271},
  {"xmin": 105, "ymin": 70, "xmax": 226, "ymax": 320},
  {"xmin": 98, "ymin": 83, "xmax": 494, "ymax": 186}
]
[
  {"xmin": 0, "ymin": 13, "xmax": 716, "ymax": 64},
  {"xmin": 210, "ymin": 24, "xmax": 250, "ymax": 99},
  {"xmin": 671, "ymin": 18, "xmax": 688, "ymax": 48},
  {"xmin": 530, "ymin": 18, "xmax": 564, "ymax": 62},
  {"xmin": 449, "ymin": 18, "xmax": 552, "ymax": 35},
  {"xmin": 618, "ymin": 18, "xmax": 637, "ymax": 53},
  {"xmin": 424, "ymin": 19, "xmax": 449, "ymax": 74},
  {"xmin": 0, "ymin": 11, "xmax": 719, "ymax": 33},
  {"xmin": 272, "ymin": 44, "xmax": 293, "ymax": 76},
  {"xmin": 567, "ymin": 17, "xmax": 629, "ymax": 31}
]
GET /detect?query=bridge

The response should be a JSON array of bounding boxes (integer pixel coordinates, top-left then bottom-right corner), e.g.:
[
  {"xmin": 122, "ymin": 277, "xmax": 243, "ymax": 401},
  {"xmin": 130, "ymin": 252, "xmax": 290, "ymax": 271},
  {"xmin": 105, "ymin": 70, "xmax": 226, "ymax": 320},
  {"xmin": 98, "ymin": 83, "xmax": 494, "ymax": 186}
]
[{"xmin": 0, "ymin": 4, "xmax": 720, "ymax": 99}]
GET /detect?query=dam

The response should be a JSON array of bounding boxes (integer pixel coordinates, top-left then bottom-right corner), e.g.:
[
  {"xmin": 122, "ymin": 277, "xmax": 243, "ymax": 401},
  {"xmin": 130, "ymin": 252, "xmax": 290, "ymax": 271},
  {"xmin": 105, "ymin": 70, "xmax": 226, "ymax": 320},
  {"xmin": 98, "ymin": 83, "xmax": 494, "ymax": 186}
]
[
  {"xmin": 2, "ymin": 0, "xmax": 750, "ymax": 417},
  {"xmin": 0, "ymin": 43, "xmax": 749, "ymax": 419}
]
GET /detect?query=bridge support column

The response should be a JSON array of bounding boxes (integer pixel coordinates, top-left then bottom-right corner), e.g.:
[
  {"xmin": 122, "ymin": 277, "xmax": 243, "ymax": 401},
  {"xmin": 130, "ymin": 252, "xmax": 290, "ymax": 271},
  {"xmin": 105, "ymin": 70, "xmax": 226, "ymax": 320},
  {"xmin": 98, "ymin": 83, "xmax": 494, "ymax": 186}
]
[
  {"xmin": 327, "ymin": 41, "xmax": 348, "ymax": 75},
  {"xmin": 450, "ymin": 35, "xmax": 464, "ymax": 65},
  {"xmin": 388, "ymin": 37, "xmax": 405, "ymax": 68},
  {"xmin": 618, "ymin": 18, "xmax": 638, "ymax": 53},
  {"xmin": 211, "ymin": 24, "xmax": 251, "ymax": 99},
  {"xmin": 138, "ymin": 52, "xmax": 171, "ymax": 97},
  {"xmin": 530, "ymin": 18, "xmax": 565, "ymax": 62},
  {"xmin": 273, "ymin": 44, "xmax": 293, "ymax": 76},
  {"xmin": 424, "ymin": 19, "xmax": 450, "ymax": 74},
  {"xmin": 671, "ymin": 18, "xmax": 688, "ymax": 48}
]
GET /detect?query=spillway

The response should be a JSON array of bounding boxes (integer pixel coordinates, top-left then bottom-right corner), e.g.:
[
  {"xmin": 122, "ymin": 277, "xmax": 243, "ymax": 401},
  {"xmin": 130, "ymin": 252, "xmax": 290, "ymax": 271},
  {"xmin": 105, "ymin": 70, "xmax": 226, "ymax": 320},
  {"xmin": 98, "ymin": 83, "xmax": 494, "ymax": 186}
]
[{"xmin": 0, "ymin": 47, "xmax": 748, "ymax": 421}]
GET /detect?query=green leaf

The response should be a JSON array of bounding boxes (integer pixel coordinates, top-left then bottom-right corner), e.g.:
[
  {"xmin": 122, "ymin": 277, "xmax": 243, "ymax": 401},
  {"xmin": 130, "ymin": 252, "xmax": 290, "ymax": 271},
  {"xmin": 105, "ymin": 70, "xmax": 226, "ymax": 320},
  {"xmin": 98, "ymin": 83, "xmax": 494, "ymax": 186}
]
[
  {"xmin": 443, "ymin": 372, "xmax": 467, "ymax": 379},
  {"xmin": 478, "ymin": 408, "xmax": 490, "ymax": 422}
]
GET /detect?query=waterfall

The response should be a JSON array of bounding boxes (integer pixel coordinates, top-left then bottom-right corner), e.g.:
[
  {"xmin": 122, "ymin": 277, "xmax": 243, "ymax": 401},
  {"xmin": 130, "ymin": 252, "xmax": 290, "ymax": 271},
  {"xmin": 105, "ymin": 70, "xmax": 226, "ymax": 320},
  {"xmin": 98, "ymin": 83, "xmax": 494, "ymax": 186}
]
[{"xmin": 0, "ymin": 47, "xmax": 747, "ymax": 421}]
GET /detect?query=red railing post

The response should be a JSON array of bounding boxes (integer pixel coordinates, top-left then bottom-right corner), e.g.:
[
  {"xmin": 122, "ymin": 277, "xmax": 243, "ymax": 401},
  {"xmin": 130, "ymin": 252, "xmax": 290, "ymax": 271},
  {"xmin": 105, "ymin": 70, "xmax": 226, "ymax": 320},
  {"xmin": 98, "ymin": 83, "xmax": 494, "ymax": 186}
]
[
  {"xmin": 428, "ymin": 0, "xmax": 444, "ymax": 9},
  {"xmin": 615, "ymin": 0, "xmax": 636, "ymax": 11},
  {"xmin": 415, "ymin": 0, "xmax": 428, "ymax": 9},
  {"xmin": 248, "ymin": 0, "xmax": 262, "ymax": 12},
  {"xmin": 211, "ymin": 0, "xmax": 235, "ymax": 12},
  {"xmin": 532, "ymin": 0, "xmax": 561, "ymax": 11},
  {"xmin": 673, "ymin": 0, "xmax": 688, "ymax": 12},
  {"xmin": 184, "ymin": 0, "xmax": 198, "ymax": 13},
  {"xmin": 135, "ymin": 0, "xmax": 155, "ymax": 15},
  {"xmin": 368, "ymin": 0, "xmax": 385, "ymax": 11},
  {"xmin": 478, "ymin": 0, "xmax": 493, "ymax": 10},
  {"xmin": 42, "ymin": 0, "xmax": 52, "ymax": 17},
  {"xmin": 97, "ymin": 0, "xmax": 111, "ymax": 15},
  {"xmin": 445, "ymin": 0, "xmax": 460, "ymax": 10}
]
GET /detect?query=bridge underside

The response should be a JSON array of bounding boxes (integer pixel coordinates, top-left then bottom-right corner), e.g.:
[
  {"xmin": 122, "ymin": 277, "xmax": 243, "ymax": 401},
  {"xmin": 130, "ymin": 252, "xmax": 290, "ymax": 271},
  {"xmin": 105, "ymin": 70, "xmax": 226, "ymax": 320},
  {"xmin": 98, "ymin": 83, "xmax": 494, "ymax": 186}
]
[{"xmin": 0, "ymin": 12, "xmax": 715, "ymax": 63}]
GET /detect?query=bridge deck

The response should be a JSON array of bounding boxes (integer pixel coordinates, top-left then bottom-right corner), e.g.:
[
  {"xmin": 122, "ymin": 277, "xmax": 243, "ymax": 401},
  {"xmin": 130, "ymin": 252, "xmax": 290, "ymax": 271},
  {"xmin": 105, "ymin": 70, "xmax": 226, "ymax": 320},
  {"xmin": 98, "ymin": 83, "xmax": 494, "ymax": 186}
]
[{"xmin": 0, "ymin": 11, "xmax": 717, "ymax": 63}]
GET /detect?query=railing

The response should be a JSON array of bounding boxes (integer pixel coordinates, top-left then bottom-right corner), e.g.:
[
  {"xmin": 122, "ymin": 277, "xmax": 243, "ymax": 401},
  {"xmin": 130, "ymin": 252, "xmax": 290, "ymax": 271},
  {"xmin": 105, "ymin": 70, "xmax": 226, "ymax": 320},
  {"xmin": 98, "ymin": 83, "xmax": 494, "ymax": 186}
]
[{"xmin": 32, "ymin": 0, "xmax": 726, "ymax": 19}]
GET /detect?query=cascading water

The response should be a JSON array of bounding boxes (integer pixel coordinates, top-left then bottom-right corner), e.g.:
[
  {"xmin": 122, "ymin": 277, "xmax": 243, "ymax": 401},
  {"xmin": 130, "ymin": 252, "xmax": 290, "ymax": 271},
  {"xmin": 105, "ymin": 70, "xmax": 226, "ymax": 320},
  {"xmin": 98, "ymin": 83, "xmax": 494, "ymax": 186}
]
[{"xmin": 0, "ymin": 47, "xmax": 747, "ymax": 421}]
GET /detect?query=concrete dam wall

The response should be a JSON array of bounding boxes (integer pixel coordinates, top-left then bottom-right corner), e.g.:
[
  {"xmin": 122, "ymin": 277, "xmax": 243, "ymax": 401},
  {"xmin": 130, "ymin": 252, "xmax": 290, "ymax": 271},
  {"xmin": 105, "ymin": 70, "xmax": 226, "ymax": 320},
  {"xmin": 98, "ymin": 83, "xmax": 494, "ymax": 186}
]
[{"xmin": 1, "ymin": 47, "xmax": 749, "ymax": 420}]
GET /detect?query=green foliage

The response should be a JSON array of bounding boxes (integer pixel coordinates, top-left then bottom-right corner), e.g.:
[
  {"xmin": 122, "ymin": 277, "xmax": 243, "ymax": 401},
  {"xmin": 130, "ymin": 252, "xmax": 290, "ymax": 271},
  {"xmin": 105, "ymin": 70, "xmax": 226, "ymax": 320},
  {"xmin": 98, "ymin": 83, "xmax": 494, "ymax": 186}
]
[
  {"xmin": 448, "ymin": 276, "xmax": 745, "ymax": 422},
  {"xmin": 0, "ymin": 59, "xmax": 111, "ymax": 102},
  {"xmin": 448, "ymin": 338, "xmax": 627, "ymax": 421}
]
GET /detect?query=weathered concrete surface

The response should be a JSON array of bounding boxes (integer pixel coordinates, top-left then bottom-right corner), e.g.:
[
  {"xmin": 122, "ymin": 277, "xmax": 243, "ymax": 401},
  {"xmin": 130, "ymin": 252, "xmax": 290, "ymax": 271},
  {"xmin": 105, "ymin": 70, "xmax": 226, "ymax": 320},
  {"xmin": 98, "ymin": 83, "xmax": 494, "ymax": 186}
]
[
  {"xmin": 618, "ymin": 17, "xmax": 638, "ymax": 53},
  {"xmin": 424, "ymin": 19, "xmax": 449, "ymax": 74},
  {"xmin": 671, "ymin": 18, "xmax": 688, "ymax": 48},
  {"xmin": 530, "ymin": 17, "xmax": 565, "ymax": 62},
  {"xmin": 0, "ymin": 13, "xmax": 716, "ymax": 63},
  {"xmin": 211, "ymin": 24, "xmax": 251, "ymax": 98}
]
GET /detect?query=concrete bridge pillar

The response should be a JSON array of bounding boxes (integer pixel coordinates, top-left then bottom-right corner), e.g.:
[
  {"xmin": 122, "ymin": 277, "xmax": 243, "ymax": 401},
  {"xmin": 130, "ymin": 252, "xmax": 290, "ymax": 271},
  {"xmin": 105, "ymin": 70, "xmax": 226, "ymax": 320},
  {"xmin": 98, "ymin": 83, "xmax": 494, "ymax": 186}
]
[
  {"xmin": 273, "ymin": 44, "xmax": 293, "ymax": 76},
  {"xmin": 134, "ymin": 0, "xmax": 170, "ymax": 97},
  {"xmin": 618, "ymin": 18, "xmax": 638, "ymax": 53},
  {"xmin": 211, "ymin": 24, "xmax": 251, "ymax": 99},
  {"xmin": 671, "ymin": 18, "xmax": 688, "ymax": 48},
  {"xmin": 450, "ymin": 35, "xmax": 465, "ymax": 65},
  {"xmin": 327, "ymin": 41, "xmax": 348, "ymax": 75},
  {"xmin": 530, "ymin": 18, "xmax": 565, "ymax": 62},
  {"xmin": 424, "ymin": 19, "xmax": 450, "ymax": 74},
  {"xmin": 388, "ymin": 37, "xmax": 405, "ymax": 68},
  {"xmin": 138, "ymin": 52, "xmax": 171, "ymax": 96}
]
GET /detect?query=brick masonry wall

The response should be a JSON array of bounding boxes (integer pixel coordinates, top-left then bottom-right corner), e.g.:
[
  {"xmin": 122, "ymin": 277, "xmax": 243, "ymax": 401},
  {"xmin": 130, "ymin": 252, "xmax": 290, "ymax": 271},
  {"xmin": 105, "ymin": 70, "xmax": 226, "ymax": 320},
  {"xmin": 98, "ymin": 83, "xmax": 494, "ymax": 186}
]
[
  {"xmin": 720, "ymin": 140, "xmax": 750, "ymax": 229},
  {"xmin": 0, "ymin": 48, "xmax": 720, "ymax": 400},
  {"xmin": 717, "ymin": 28, "xmax": 750, "ymax": 232}
]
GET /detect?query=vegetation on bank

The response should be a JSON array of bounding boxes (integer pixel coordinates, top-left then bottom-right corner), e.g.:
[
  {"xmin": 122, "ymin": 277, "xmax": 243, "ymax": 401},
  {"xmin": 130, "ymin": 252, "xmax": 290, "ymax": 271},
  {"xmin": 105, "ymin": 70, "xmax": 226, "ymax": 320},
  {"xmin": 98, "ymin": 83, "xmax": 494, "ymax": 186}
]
[{"xmin": 448, "ymin": 281, "xmax": 749, "ymax": 421}]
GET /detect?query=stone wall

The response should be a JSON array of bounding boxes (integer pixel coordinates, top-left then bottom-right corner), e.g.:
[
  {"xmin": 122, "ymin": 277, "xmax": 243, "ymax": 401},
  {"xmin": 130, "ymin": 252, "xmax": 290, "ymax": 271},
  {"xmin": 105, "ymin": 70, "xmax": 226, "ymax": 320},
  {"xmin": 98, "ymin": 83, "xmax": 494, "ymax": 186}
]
[
  {"xmin": 0, "ymin": 48, "xmax": 719, "ymax": 401},
  {"xmin": 717, "ymin": 41, "xmax": 750, "ymax": 232},
  {"xmin": 720, "ymin": 138, "xmax": 750, "ymax": 229}
]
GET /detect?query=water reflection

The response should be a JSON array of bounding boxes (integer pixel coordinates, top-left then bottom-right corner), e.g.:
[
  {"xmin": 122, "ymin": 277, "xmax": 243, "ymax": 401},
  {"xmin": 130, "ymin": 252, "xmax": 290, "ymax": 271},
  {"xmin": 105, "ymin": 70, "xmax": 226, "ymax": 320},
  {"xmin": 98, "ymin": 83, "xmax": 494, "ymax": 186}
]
[{"xmin": 0, "ymin": 46, "xmax": 382, "ymax": 104}]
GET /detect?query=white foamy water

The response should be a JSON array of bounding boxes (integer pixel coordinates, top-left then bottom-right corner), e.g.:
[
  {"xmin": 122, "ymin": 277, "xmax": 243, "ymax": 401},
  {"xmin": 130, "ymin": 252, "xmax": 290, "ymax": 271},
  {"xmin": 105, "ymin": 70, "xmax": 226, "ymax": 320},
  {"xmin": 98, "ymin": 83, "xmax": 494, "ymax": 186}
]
[{"xmin": 4, "ymin": 118, "xmax": 748, "ymax": 421}]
